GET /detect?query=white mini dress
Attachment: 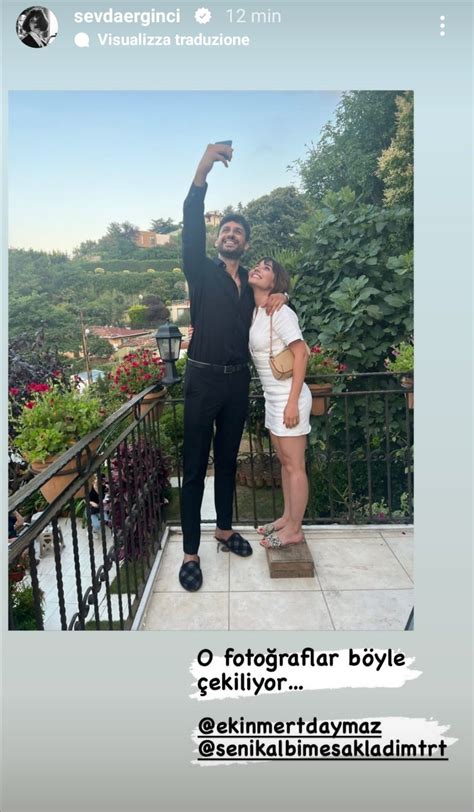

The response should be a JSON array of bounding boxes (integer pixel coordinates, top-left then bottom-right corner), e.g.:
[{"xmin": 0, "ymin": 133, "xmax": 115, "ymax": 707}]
[{"xmin": 249, "ymin": 305, "xmax": 312, "ymax": 437}]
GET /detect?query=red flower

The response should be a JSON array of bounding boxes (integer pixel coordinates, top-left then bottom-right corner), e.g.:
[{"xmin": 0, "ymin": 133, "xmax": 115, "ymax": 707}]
[
  {"xmin": 28, "ymin": 383, "xmax": 50, "ymax": 393},
  {"xmin": 338, "ymin": 363, "xmax": 348, "ymax": 372},
  {"xmin": 120, "ymin": 385, "xmax": 128, "ymax": 392},
  {"xmin": 9, "ymin": 387, "xmax": 20, "ymax": 396},
  {"xmin": 143, "ymin": 373, "xmax": 152, "ymax": 380},
  {"xmin": 25, "ymin": 401, "xmax": 35, "ymax": 409}
]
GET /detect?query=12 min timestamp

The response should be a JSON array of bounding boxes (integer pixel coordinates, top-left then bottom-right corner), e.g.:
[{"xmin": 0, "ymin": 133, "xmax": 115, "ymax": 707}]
[{"xmin": 226, "ymin": 8, "xmax": 282, "ymax": 24}]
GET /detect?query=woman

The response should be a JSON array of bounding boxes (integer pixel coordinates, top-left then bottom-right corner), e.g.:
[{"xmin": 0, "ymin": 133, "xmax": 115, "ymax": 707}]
[
  {"xmin": 21, "ymin": 8, "xmax": 50, "ymax": 48},
  {"xmin": 248, "ymin": 257, "xmax": 311, "ymax": 548}
]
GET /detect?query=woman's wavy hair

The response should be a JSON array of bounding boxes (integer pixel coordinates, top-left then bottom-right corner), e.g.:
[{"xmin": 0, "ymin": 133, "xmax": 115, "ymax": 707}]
[
  {"xmin": 23, "ymin": 8, "xmax": 48, "ymax": 33},
  {"xmin": 259, "ymin": 256, "xmax": 290, "ymax": 295}
]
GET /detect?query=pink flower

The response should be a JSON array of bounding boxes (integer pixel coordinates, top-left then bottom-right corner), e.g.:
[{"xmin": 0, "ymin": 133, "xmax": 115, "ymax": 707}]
[{"xmin": 9, "ymin": 387, "xmax": 20, "ymax": 396}]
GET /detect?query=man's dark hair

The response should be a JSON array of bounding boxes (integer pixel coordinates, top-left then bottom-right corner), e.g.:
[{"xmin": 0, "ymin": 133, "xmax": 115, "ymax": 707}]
[
  {"xmin": 218, "ymin": 213, "xmax": 251, "ymax": 242},
  {"xmin": 23, "ymin": 8, "xmax": 48, "ymax": 33}
]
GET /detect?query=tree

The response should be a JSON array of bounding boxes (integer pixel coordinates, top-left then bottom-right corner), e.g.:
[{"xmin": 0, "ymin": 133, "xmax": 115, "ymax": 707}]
[
  {"xmin": 141, "ymin": 294, "xmax": 170, "ymax": 325},
  {"xmin": 86, "ymin": 334, "xmax": 113, "ymax": 357},
  {"xmin": 9, "ymin": 294, "xmax": 83, "ymax": 352},
  {"xmin": 377, "ymin": 92, "xmax": 414, "ymax": 207},
  {"xmin": 72, "ymin": 239, "xmax": 101, "ymax": 259},
  {"xmin": 150, "ymin": 218, "xmax": 181, "ymax": 234},
  {"xmin": 127, "ymin": 304, "xmax": 149, "ymax": 328},
  {"xmin": 99, "ymin": 221, "xmax": 140, "ymax": 259},
  {"xmin": 241, "ymin": 187, "xmax": 309, "ymax": 263},
  {"xmin": 128, "ymin": 297, "xmax": 169, "ymax": 328},
  {"xmin": 297, "ymin": 91, "xmax": 402, "ymax": 205},
  {"xmin": 173, "ymin": 281, "xmax": 188, "ymax": 299}
]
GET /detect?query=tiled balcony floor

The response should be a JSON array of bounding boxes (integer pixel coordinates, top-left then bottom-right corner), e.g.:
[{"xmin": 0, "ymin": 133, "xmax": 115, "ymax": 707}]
[
  {"xmin": 33, "ymin": 520, "xmax": 136, "ymax": 630},
  {"xmin": 141, "ymin": 526, "xmax": 414, "ymax": 632}
]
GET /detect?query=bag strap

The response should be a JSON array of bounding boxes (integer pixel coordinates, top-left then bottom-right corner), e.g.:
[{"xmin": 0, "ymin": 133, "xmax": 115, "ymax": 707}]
[{"xmin": 269, "ymin": 313, "xmax": 274, "ymax": 359}]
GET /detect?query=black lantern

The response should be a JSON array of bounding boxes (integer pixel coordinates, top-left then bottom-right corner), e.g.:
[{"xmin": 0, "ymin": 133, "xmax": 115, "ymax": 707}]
[{"xmin": 155, "ymin": 322, "xmax": 183, "ymax": 385}]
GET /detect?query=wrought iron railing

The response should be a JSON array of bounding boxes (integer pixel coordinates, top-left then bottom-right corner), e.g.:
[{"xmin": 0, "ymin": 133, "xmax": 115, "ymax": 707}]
[
  {"xmin": 8, "ymin": 387, "xmax": 169, "ymax": 631},
  {"xmin": 8, "ymin": 373, "xmax": 413, "ymax": 631}
]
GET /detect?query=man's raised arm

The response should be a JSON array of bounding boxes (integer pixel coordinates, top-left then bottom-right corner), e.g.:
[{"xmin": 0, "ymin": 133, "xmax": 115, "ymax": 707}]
[{"xmin": 182, "ymin": 143, "xmax": 233, "ymax": 285}]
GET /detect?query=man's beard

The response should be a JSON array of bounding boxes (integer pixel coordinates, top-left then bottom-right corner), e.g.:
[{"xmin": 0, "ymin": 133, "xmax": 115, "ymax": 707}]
[{"xmin": 218, "ymin": 244, "xmax": 246, "ymax": 260}]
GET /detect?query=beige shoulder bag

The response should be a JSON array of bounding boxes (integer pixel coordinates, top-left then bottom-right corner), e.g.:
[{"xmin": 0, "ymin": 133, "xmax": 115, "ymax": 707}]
[{"xmin": 269, "ymin": 314, "xmax": 310, "ymax": 380}]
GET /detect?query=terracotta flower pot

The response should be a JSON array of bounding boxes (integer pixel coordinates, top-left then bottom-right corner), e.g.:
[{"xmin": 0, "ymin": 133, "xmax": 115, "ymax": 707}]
[
  {"xmin": 30, "ymin": 438, "xmax": 101, "ymax": 503},
  {"xmin": 308, "ymin": 383, "xmax": 333, "ymax": 416},
  {"xmin": 400, "ymin": 375, "xmax": 414, "ymax": 410},
  {"xmin": 138, "ymin": 386, "xmax": 168, "ymax": 419}
]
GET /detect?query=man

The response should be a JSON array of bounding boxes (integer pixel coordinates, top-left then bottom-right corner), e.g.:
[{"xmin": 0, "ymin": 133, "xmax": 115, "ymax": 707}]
[{"xmin": 179, "ymin": 143, "xmax": 286, "ymax": 591}]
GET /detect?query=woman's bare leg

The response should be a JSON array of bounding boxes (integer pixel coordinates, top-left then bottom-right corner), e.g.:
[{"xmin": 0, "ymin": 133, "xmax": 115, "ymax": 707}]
[
  {"xmin": 263, "ymin": 435, "xmax": 308, "ymax": 545},
  {"xmin": 258, "ymin": 433, "xmax": 291, "ymax": 533}
]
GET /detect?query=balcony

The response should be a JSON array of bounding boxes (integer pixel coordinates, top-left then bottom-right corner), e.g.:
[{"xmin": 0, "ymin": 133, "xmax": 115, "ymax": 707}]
[{"xmin": 8, "ymin": 374, "xmax": 414, "ymax": 632}]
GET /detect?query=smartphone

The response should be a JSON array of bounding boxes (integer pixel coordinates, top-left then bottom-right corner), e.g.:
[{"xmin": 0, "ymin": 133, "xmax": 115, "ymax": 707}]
[{"xmin": 216, "ymin": 140, "xmax": 232, "ymax": 146}]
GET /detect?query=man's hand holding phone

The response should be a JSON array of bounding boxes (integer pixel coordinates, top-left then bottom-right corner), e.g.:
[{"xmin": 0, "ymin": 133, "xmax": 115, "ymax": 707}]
[{"xmin": 194, "ymin": 141, "xmax": 233, "ymax": 186}]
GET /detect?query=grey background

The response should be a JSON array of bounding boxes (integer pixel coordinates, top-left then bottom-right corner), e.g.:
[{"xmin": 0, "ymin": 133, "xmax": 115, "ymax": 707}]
[{"xmin": 2, "ymin": 1, "xmax": 472, "ymax": 811}]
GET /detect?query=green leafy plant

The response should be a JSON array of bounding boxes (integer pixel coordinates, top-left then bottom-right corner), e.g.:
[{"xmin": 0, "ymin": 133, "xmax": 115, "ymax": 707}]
[
  {"xmin": 111, "ymin": 348, "xmax": 165, "ymax": 398},
  {"xmin": 14, "ymin": 384, "xmax": 104, "ymax": 463},
  {"xmin": 10, "ymin": 581, "xmax": 45, "ymax": 630},
  {"xmin": 90, "ymin": 370, "xmax": 125, "ymax": 416},
  {"xmin": 292, "ymin": 188, "xmax": 413, "ymax": 371},
  {"xmin": 384, "ymin": 340, "xmax": 414, "ymax": 374}
]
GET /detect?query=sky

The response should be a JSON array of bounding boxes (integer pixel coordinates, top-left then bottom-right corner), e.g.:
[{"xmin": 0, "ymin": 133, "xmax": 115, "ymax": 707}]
[{"xmin": 8, "ymin": 90, "xmax": 341, "ymax": 254}]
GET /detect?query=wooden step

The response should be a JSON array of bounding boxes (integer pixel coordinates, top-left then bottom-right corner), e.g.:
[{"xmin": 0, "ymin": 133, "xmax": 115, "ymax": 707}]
[{"xmin": 265, "ymin": 539, "xmax": 315, "ymax": 578}]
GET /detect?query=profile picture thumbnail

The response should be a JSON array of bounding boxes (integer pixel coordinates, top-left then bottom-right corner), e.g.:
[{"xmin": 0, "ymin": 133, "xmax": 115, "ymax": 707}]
[{"xmin": 16, "ymin": 6, "xmax": 58, "ymax": 48}]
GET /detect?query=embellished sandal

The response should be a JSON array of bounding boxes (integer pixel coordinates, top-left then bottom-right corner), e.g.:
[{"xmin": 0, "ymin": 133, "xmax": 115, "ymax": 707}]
[
  {"xmin": 179, "ymin": 557, "xmax": 203, "ymax": 591},
  {"xmin": 215, "ymin": 532, "xmax": 253, "ymax": 557},
  {"xmin": 260, "ymin": 532, "xmax": 306, "ymax": 549},
  {"xmin": 257, "ymin": 523, "xmax": 277, "ymax": 537}
]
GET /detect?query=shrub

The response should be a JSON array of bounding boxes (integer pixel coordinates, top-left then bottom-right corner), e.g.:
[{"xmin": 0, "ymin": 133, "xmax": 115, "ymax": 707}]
[
  {"xmin": 292, "ymin": 188, "xmax": 413, "ymax": 371},
  {"xmin": 10, "ymin": 582, "xmax": 45, "ymax": 630}
]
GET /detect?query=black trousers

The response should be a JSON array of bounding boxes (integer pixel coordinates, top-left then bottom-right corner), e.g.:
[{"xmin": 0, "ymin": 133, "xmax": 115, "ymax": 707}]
[{"xmin": 181, "ymin": 363, "xmax": 250, "ymax": 554}]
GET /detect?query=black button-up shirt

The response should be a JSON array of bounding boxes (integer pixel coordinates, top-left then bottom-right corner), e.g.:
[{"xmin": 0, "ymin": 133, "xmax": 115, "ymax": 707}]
[{"xmin": 182, "ymin": 183, "xmax": 255, "ymax": 365}]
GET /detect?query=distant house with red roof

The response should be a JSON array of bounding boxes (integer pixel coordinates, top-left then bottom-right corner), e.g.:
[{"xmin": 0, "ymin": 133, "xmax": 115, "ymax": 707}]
[
  {"xmin": 89, "ymin": 325, "xmax": 190, "ymax": 359},
  {"xmin": 89, "ymin": 326, "xmax": 151, "ymax": 351}
]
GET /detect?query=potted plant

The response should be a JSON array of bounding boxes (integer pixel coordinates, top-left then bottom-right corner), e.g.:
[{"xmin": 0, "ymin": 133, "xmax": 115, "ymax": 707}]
[
  {"xmin": 306, "ymin": 346, "xmax": 346, "ymax": 416},
  {"xmin": 111, "ymin": 349, "xmax": 167, "ymax": 417},
  {"xmin": 13, "ymin": 383, "xmax": 104, "ymax": 502},
  {"xmin": 385, "ymin": 340, "xmax": 414, "ymax": 409}
]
